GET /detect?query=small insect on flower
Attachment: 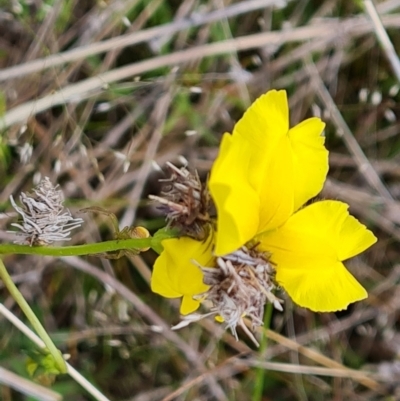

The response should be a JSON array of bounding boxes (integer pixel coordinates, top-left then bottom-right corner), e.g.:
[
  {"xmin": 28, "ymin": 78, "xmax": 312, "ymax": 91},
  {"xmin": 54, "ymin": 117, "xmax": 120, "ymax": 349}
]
[
  {"xmin": 8, "ymin": 177, "xmax": 83, "ymax": 246},
  {"xmin": 149, "ymin": 162, "xmax": 213, "ymax": 241}
]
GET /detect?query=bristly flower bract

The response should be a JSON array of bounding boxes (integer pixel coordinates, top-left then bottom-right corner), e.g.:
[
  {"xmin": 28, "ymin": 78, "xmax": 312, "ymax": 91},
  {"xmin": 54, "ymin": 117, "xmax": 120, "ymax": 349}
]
[
  {"xmin": 198, "ymin": 246, "xmax": 282, "ymax": 346},
  {"xmin": 149, "ymin": 162, "xmax": 212, "ymax": 241}
]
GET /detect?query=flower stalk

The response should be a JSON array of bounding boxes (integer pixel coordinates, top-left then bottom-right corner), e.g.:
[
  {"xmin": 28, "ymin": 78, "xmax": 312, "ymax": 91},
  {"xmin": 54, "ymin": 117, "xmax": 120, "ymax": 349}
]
[{"xmin": 0, "ymin": 238, "xmax": 154, "ymax": 257}]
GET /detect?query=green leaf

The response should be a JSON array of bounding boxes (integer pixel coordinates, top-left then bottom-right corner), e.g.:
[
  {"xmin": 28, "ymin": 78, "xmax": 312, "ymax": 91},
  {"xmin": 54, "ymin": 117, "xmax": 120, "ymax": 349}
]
[{"xmin": 25, "ymin": 348, "xmax": 64, "ymax": 385}]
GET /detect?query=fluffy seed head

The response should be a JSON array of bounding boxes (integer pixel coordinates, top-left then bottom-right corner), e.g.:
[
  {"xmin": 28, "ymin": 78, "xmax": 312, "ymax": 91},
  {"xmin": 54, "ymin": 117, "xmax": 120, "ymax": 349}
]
[{"xmin": 8, "ymin": 177, "xmax": 83, "ymax": 246}]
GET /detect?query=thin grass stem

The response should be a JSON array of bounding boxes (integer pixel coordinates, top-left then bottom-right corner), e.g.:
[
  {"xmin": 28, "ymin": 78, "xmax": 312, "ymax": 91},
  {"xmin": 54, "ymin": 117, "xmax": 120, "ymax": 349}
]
[
  {"xmin": 252, "ymin": 303, "xmax": 273, "ymax": 401},
  {"xmin": 0, "ymin": 259, "xmax": 67, "ymax": 373},
  {"xmin": 0, "ymin": 303, "xmax": 112, "ymax": 401}
]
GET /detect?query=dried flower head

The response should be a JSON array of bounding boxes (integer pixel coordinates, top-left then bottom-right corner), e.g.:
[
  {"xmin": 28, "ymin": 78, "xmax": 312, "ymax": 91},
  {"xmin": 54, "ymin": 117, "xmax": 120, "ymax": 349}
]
[
  {"xmin": 149, "ymin": 162, "xmax": 212, "ymax": 240},
  {"xmin": 175, "ymin": 246, "xmax": 283, "ymax": 346},
  {"xmin": 8, "ymin": 177, "xmax": 83, "ymax": 246}
]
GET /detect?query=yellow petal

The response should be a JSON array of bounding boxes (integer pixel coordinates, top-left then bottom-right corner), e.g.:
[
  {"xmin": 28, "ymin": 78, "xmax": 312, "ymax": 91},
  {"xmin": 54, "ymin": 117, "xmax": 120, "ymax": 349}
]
[
  {"xmin": 334, "ymin": 212, "xmax": 378, "ymax": 261},
  {"xmin": 276, "ymin": 261, "xmax": 367, "ymax": 312},
  {"xmin": 181, "ymin": 295, "xmax": 201, "ymax": 315},
  {"xmin": 163, "ymin": 237, "xmax": 212, "ymax": 296},
  {"xmin": 257, "ymin": 134, "xmax": 294, "ymax": 233},
  {"xmin": 209, "ymin": 133, "xmax": 260, "ymax": 256},
  {"xmin": 234, "ymin": 91, "xmax": 329, "ymax": 224},
  {"xmin": 234, "ymin": 90, "xmax": 289, "ymax": 160},
  {"xmin": 259, "ymin": 200, "xmax": 376, "ymax": 312},
  {"xmin": 288, "ymin": 118, "xmax": 328, "ymax": 211},
  {"xmin": 151, "ymin": 248, "xmax": 182, "ymax": 298},
  {"xmin": 222, "ymin": 91, "xmax": 290, "ymax": 191},
  {"xmin": 210, "ymin": 90, "xmax": 329, "ymax": 254},
  {"xmin": 150, "ymin": 237, "xmax": 213, "ymax": 314},
  {"xmin": 209, "ymin": 91, "xmax": 294, "ymax": 255}
]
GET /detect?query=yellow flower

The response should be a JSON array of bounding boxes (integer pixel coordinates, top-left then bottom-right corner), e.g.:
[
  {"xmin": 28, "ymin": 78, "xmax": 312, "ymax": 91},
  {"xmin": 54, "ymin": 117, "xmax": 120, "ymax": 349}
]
[
  {"xmin": 151, "ymin": 235, "xmax": 213, "ymax": 315},
  {"xmin": 208, "ymin": 89, "xmax": 377, "ymax": 312},
  {"xmin": 150, "ymin": 89, "xmax": 377, "ymax": 316}
]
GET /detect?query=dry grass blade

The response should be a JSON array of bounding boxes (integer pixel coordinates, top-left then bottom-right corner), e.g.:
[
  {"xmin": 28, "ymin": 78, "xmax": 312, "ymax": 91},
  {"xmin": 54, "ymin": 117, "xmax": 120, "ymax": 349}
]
[
  {"xmin": 0, "ymin": 23, "xmax": 342, "ymax": 129},
  {"xmin": 263, "ymin": 329, "xmax": 382, "ymax": 392},
  {"xmin": 364, "ymin": 0, "xmax": 400, "ymax": 83},
  {"xmin": 4, "ymin": 14, "xmax": 400, "ymax": 129},
  {"xmin": 0, "ymin": 367, "xmax": 62, "ymax": 401},
  {"xmin": 305, "ymin": 59, "xmax": 393, "ymax": 199},
  {"xmin": 0, "ymin": 0, "xmax": 281, "ymax": 81},
  {"xmin": 324, "ymin": 179, "xmax": 400, "ymax": 242},
  {"xmin": 242, "ymin": 360, "xmax": 378, "ymax": 381}
]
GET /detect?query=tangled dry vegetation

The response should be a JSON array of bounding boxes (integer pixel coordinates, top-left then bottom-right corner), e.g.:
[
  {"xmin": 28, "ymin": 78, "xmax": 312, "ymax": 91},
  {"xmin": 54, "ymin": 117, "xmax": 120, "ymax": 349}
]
[{"xmin": 1, "ymin": 0, "xmax": 400, "ymax": 400}]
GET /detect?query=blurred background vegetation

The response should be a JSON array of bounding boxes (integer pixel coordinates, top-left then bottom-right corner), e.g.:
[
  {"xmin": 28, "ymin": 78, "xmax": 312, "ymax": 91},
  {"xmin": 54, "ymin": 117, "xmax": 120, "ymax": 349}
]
[{"xmin": 1, "ymin": 0, "xmax": 400, "ymax": 400}]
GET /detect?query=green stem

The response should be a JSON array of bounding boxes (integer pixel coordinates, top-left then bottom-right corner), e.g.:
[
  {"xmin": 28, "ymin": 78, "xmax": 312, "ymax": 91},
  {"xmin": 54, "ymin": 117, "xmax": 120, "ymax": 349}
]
[
  {"xmin": 252, "ymin": 303, "xmax": 273, "ymax": 401},
  {"xmin": 0, "ymin": 238, "xmax": 153, "ymax": 257},
  {"xmin": 0, "ymin": 258, "xmax": 67, "ymax": 373}
]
